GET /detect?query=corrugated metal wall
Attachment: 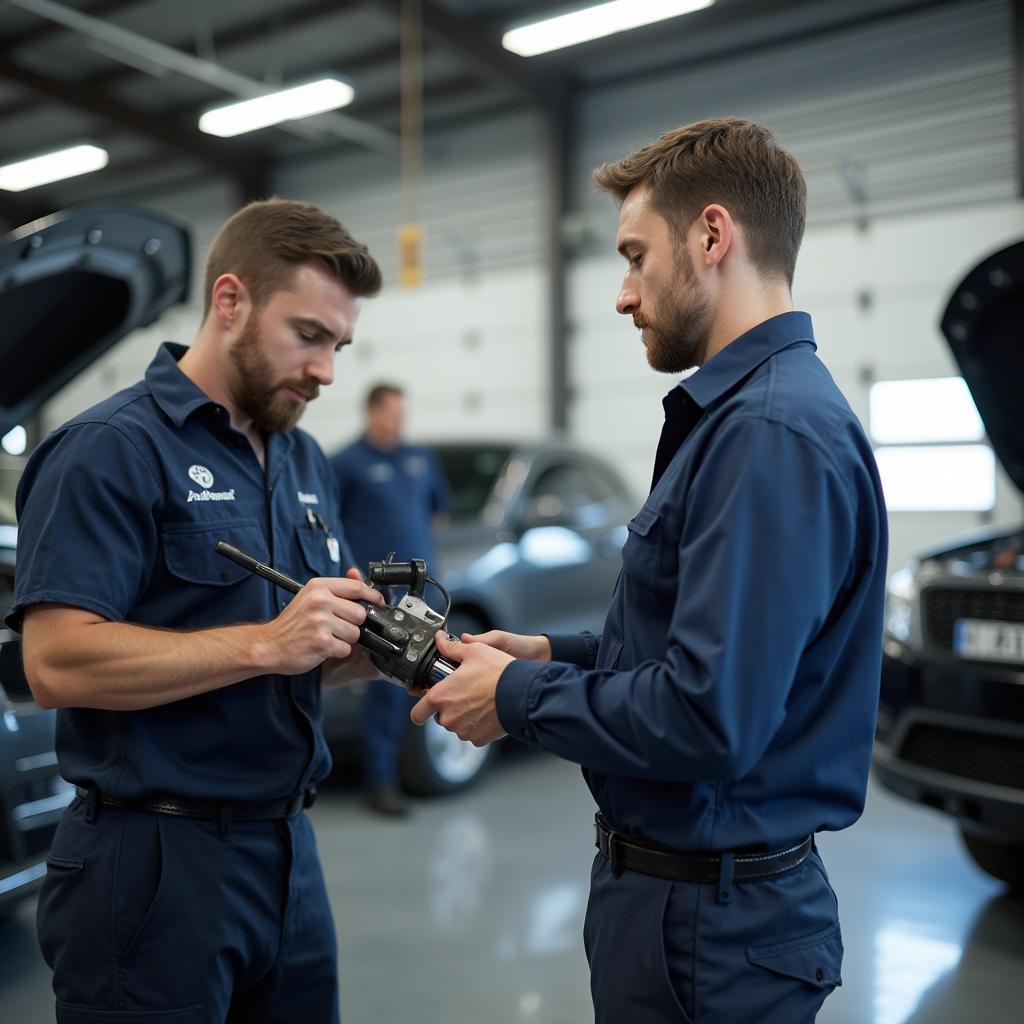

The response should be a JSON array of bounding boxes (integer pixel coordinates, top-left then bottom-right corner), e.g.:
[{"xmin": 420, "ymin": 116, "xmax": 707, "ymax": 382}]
[{"xmin": 573, "ymin": 0, "xmax": 1015, "ymax": 235}]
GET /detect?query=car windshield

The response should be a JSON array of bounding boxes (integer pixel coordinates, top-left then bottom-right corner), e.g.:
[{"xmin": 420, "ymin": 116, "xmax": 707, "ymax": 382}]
[{"xmin": 431, "ymin": 445, "xmax": 513, "ymax": 521}]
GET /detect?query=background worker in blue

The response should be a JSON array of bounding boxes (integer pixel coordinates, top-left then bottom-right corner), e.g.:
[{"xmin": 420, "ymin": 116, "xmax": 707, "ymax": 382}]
[
  {"xmin": 8, "ymin": 199, "xmax": 386, "ymax": 1024},
  {"xmin": 411, "ymin": 118, "xmax": 888, "ymax": 1023},
  {"xmin": 330, "ymin": 383, "xmax": 448, "ymax": 816}
]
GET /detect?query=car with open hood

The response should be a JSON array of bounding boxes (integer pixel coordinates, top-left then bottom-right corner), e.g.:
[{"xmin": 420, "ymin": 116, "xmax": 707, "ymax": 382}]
[
  {"xmin": 873, "ymin": 238, "xmax": 1024, "ymax": 889},
  {"xmin": 0, "ymin": 204, "xmax": 190, "ymax": 914}
]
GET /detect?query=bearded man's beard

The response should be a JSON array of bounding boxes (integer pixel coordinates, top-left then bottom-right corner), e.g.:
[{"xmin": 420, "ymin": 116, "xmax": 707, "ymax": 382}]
[
  {"xmin": 635, "ymin": 247, "xmax": 713, "ymax": 374},
  {"xmin": 229, "ymin": 317, "xmax": 318, "ymax": 433}
]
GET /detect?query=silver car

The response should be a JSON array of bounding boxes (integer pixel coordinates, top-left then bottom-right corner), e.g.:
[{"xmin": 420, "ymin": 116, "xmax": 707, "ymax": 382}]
[{"xmin": 322, "ymin": 440, "xmax": 635, "ymax": 794}]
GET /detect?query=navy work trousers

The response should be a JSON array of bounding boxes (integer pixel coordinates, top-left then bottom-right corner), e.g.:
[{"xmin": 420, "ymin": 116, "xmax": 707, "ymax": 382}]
[
  {"xmin": 37, "ymin": 796, "xmax": 340, "ymax": 1023},
  {"xmin": 584, "ymin": 846, "xmax": 844, "ymax": 1023},
  {"xmin": 362, "ymin": 678, "xmax": 414, "ymax": 786}
]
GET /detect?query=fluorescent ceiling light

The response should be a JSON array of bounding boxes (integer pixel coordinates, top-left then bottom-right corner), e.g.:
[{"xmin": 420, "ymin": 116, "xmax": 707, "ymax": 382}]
[
  {"xmin": 503, "ymin": 0, "xmax": 714, "ymax": 57},
  {"xmin": 0, "ymin": 144, "xmax": 108, "ymax": 192},
  {"xmin": 199, "ymin": 79, "xmax": 355, "ymax": 138}
]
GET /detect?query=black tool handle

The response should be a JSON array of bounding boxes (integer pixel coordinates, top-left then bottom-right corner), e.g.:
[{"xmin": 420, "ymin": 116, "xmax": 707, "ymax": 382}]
[
  {"xmin": 215, "ymin": 541, "xmax": 403, "ymax": 663},
  {"xmin": 215, "ymin": 541, "xmax": 303, "ymax": 594}
]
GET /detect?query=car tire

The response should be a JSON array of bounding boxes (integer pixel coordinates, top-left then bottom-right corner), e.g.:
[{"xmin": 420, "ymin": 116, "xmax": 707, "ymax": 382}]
[
  {"xmin": 398, "ymin": 610, "xmax": 498, "ymax": 795},
  {"xmin": 960, "ymin": 829, "xmax": 1024, "ymax": 891}
]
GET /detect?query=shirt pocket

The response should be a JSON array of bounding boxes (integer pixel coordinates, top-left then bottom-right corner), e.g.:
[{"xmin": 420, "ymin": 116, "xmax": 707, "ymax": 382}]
[
  {"xmin": 621, "ymin": 505, "xmax": 664, "ymax": 582},
  {"xmin": 295, "ymin": 520, "xmax": 342, "ymax": 580},
  {"xmin": 162, "ymin": 517, "xmax": 268, "ymax": 586}
]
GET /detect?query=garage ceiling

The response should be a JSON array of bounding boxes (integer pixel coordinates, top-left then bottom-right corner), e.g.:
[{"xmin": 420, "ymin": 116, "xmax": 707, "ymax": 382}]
[{"xmin": 0, "ymin": 0, "xmax": 1002, "ymax": 228}]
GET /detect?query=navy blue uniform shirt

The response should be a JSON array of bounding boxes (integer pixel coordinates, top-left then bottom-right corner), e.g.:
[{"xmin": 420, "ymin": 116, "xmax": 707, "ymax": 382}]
[
  {"xmin": 8, "ymin": 342, "xmax": 354, "ymax": 803},
  {"xmin": 496, "ymin": 312, "xmax": 888, "ymax": 851},
  {"xmin": 330, "ymin": 437, "xmax": 447, "ymax": 569}
]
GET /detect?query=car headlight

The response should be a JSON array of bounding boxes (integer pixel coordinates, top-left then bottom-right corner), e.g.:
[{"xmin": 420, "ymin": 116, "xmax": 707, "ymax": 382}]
[{"xmin": 884, "ymin": 566, "xmax": 917, "ymax": 644}]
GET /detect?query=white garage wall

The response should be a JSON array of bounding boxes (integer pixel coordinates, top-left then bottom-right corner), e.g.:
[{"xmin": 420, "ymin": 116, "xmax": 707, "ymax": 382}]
[{"xmin": 39, "ymin": 0, "xmax": 1023, "ymax": 576}]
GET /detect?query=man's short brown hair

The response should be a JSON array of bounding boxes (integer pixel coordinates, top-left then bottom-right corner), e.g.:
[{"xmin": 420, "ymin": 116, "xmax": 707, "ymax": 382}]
[
  {"xmin": 203, "ymin": 198, "xmax": 382, "ymax": 317},
  {"xmin": 593, "ymin": 117, "xmax": 806, "ymax": 287}
]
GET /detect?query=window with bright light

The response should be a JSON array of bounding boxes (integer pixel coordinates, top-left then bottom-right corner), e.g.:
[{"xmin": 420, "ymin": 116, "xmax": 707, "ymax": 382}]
[
  {"xmin": 875, "ymin": 445, "xmax": 995, "ymax": 512},
  {"xmin": 869, "ymin": 376, "xmax": 994, "ymax": 513},
  {"xmin": 869, "ymin": 377, "xmax": 983, "ymax": 444}
]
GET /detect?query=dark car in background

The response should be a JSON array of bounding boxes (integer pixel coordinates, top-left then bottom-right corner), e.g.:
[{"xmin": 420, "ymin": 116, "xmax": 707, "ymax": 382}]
[
  {"xmin": 873, "ymin": 239, "xmax": 1024, "ymax": 890},
  {"xmin": 323, "ymin": 440, "xmax": 635, "ymax": 794},
  {"xmin": 0, "ymin": 205, "xmax": 191, "ymax": 915}
]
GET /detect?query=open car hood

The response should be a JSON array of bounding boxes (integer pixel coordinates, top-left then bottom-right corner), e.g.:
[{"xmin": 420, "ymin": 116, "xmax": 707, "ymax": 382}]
[
  {"xmin": 940, "ymin": 239, "xmax": 1024, "ymax": 495},
  {"xmin": 0, "ymin": 205, "xmax": 191, "ymax": 437}
]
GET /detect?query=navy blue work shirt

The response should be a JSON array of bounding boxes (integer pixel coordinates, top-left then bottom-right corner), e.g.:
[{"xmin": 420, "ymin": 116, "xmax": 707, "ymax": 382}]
[
  {"xmin": 329, "ymin": 437, "xmax": 447, "ymax": 569},
  {"xmin": 7, "ymin": 343, "xmax": 354, "ymax": 803},
  {"xmin": 496, "ymin": 312, "xmax": 888, "ymax": 852}
]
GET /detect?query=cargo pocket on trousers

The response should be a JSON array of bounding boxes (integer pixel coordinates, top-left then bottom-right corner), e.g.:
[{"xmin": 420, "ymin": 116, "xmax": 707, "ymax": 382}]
[
  {"xmin": 56, "ymin": 1001, "xmax": 204, "ymax": 1022},
  {"xmin": 747, "ymin": 920, "xmax": 843, "ymax": 991}
]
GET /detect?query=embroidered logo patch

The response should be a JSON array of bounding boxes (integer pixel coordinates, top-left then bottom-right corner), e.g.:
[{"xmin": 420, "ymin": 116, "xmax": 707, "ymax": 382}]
[{"xmin": 188, "ymin": 464, "xmax": 214, "ymax": 488}]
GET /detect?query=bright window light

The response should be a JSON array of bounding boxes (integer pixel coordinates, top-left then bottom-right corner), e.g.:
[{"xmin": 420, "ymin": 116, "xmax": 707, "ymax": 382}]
[
  {"xmin": 0, "ymin": 144, "xmax": 108, "ymax": 192},
  {"xmin": 1, "ymin": 425, "xmax": 26, "ymax": 456},
  {"xmin": 875, "ymin": 445, "xmax": 995, "ymax": 512},
  {"xmin": 502, "ymin": 0, "xmax": 714, "ymax": 57},
  {"xmin": 199, "ymin": 79, "xmax": 355, "ymax": 138},
  {"xmin": 869, "ymin": 377, "xmax": 984, "ymax": 445}
]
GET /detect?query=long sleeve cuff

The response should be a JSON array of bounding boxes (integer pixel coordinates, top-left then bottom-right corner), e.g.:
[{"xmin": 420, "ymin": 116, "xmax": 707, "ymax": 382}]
[
  {"xmin": 546, "ymin": 631, "xmax": 600, "ymax": 669},
  {"xmin": 495, "ymin": 658, "xmax": 546, "ymax": 741}
]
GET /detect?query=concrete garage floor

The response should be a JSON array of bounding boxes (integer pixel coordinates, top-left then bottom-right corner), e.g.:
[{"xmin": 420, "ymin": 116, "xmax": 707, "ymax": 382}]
[{"xmin": 1, "ymin": 749, "xmax": 1021, "ymax": 1023}]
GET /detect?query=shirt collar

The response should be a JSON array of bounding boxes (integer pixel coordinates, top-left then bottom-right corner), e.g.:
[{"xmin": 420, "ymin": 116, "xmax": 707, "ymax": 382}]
[
  {"xmin": 145, "ymin": 342, "xmax": 218, "ymax": 427},
  {"xmin": 678, "ymin": 311, "xmax": 816, "ymax": 409}
]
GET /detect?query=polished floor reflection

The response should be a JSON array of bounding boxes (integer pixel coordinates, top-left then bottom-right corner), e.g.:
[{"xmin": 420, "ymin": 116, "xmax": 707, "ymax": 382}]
[{"xmin": 1, "ymin": 749, "xmax": 1021, "ymax": 1022}]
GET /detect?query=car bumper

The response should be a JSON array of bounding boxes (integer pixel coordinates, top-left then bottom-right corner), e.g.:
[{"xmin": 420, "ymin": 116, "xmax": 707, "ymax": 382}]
[{"xmin": 874, "ymin": 644, "xmax": 1024, "ymax": 841}]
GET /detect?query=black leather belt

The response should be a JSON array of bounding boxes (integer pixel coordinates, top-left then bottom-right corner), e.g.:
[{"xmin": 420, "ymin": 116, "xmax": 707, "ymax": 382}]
[
  {"xmin": 595, "ymin": 813, "xmax": 813, "ymax": 883},
  {"xmin": 75, "ymin": 785, "xmax": 317, "ymax": 823}
]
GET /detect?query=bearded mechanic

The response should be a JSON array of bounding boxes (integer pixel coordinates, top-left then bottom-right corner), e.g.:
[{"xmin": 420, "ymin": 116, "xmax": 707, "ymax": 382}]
[
  {"xmin": 411, "ymin": 118, "xmax": 889, "ymax": 1023},
  {"xmin": 9, "ymin": 199, "xmax": 385, "ymax": 1023}
]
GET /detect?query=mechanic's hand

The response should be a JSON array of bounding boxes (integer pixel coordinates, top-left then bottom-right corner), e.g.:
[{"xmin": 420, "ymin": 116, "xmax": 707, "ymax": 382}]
[
  {"xmin": 259, "ymin": 568, "xmax": 385, "ymax": 675},
  {"xmin": 322, "ymin": 644, "xmax": 379, "ymax": 688},
  {"xmin": 461, "ymin": 629, "xmax": 551, "ymax": 662},
  {"xmin": 409, "ymin": 631, "xmax": 512, "ymax": 746}
]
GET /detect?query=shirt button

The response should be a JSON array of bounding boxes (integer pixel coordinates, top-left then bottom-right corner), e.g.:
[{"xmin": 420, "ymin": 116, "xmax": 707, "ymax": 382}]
[{"xmin": 815, "ymin": 968, "xmax": 824, "ymax": 982}]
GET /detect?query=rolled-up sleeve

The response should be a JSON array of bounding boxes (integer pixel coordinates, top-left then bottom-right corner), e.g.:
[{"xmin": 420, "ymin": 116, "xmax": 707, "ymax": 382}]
[
  {"xmin": 7, "ymin": 422, "xmax": 163, "ymax": 631},
  {"xmin": 495, "ymin": 417, "xmax": 857, "ymax": 781}
]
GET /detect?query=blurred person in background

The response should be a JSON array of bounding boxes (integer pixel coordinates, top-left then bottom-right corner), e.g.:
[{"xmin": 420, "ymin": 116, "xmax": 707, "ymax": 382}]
[{"xmin": 331, "ymin": 383, "xmax": 448, "ymax": 816}]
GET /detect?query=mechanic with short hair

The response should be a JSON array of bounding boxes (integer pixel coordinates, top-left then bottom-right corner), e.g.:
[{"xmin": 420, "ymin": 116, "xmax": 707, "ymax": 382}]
[
  {"xmin": 330, "ymin": 383, "xmax": 448, "ymax": 816},
  {"xmin": 411, "ymin": 118, "xmax": 889, "ymax": 1022},
  {"xmin": 10, "ymin": 198, "xmax": 384, "ymax": 1022}
]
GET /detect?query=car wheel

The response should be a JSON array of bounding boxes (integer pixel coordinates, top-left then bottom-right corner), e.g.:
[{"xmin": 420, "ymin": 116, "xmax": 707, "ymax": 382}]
[
  {"xmin": 398, "ymin": 610, "xmax": 497, "ymax": 795},
  {"xmin": 960, "ymin": 829, "xmax": 1024, "ymax": 891}
]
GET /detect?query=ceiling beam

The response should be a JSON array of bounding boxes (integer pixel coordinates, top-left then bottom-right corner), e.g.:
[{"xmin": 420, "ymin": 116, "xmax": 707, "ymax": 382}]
[
  {"xmin": 376, "ymin": 0, "xmax": 565, "ymax": 107},
  {"xmin": 7, "ymin": 0, "xmax": 399, "ymax": 155},
  {"xmin": 0, "ymin": 0, "xmax": 138, "ymax": 54},
  {"xmin": 587, "ymin": 0, "xmax": 971, "ymax": 90},
  {"xmin": 0, "ymin": 54, "xmax": 262, "ymax": 178}
]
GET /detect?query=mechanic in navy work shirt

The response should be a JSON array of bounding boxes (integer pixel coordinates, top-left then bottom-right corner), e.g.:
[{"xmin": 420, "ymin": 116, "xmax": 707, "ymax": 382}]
[
  {"xmin": 9, "ymin": 199, "xmax": 385, "ymax": 1023},
  {"xmin": 411, "ymin": 118, "xmax": 888, "ymax": 1022},
  {"xmin": 330, "ymin": 383, "xmax": 447, "ymax": 816}
]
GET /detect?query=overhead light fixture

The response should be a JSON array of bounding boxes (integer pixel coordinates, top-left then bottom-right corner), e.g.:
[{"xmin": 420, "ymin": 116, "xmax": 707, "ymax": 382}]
[
  {"xmin": 199, "ymin": 78, "xmax": 355, "ymax": 138},
  {"xmin": 0, "ymin": 144, "xmax": 108, "ymax": 192},
  {"xmin": 503, "ymin": 0, "xmax": 714, "ymax": 57}
]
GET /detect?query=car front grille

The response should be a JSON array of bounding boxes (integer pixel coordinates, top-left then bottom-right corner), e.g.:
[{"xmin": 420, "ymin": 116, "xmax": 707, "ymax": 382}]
[
  {"xmin": 923, "ymin": 587, "xmax": 1024, "ymax": 651},
  {"xmin": 901, "ymin": 724, "xmax": 1024, "ymax": 790}
]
